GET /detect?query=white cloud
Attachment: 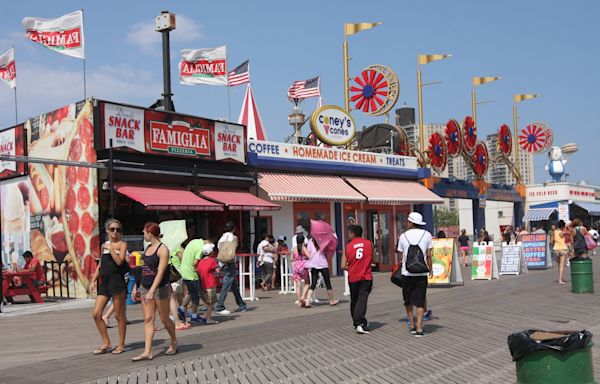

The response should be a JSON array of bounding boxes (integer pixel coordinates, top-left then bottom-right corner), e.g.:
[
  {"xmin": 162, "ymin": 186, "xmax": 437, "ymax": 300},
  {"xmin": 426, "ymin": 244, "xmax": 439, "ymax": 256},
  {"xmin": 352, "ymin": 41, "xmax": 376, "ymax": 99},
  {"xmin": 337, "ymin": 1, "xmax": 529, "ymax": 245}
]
[
  {"xmin": 126, "ymin": 14, "xmax": 203, "ymax": 55},
  {"xmin": 0, "ymin": 62, "xmax": 162, "ymax": 126}
]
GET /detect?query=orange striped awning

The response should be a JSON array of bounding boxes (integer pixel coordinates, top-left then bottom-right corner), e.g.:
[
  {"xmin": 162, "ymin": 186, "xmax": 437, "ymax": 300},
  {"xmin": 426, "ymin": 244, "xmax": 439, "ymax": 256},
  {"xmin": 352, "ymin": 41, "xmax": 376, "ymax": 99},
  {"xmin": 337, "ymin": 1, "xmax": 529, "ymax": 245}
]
[
  {"xmin": 344, "ymin": 177, "xmax": 443, "ymax": 205},
  {"xmin": 258, "ymin": 172, "xmax": 366, "ymax": 203}
]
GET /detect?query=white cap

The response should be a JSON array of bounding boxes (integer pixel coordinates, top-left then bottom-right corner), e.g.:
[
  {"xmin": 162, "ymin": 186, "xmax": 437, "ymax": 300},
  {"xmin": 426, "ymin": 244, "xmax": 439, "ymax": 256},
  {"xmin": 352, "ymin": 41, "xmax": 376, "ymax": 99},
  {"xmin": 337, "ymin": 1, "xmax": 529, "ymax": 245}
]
[
  {"xmin": 203, "ymin": 243, "xmax": 215, "ymax": 256},
  {"xmin": 295, "ymin": 225, "xmax": 305, "ymax": 234},
  {"xmin": 407, "ymin": 212, "xmax": 426, "ymax": 226}
]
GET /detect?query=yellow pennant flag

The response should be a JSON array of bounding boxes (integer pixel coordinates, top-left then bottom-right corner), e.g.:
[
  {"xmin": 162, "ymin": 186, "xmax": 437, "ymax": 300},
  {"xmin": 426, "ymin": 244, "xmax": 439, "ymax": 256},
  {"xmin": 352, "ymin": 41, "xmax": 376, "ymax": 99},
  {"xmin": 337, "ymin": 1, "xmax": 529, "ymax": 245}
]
[
  {"xmin": 514, "ymin": 94, "xmax": 539, "ymax": 102},
  {"xmin": 344, "ymin": 22, "xmax": 382, "ymax": 36},
  {"xmin": 418, "ymin": 54, "xmax": 451, "ymax": 65},
  {"xmin": 472, "ymin": 76, "xmax": 502, "ymax": 86}
]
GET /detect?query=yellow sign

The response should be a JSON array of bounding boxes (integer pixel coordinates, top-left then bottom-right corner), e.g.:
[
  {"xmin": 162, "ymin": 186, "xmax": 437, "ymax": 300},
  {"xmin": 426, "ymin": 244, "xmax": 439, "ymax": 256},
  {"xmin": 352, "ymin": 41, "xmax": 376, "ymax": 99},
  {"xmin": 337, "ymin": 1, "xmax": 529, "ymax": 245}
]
[
  {"xmin": 309, "ymin": 105, "xmax": 356, "ymax": 146},
  {"xmin": 429, "ymin": 238, "xmax": 454, "ymax": 284}
]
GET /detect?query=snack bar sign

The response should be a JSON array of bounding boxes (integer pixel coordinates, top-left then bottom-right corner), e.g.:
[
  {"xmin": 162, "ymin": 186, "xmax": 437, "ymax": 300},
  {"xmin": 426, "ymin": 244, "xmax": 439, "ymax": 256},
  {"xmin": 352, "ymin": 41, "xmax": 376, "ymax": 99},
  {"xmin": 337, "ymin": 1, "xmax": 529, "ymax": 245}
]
[
  {"xmin": 310, "ymin": 105, "xmax": 355, "ymax": 146},
  {"xmin": 104, "ymin": 103, "xmax": 145, "ymax": 153},
  {"xmin": 149, "ymin": 120, "xmax": 210, "ymax": 157},
  {"xmin": 215, "ymin": 122, "xmax": 245, "ymax": 163}
]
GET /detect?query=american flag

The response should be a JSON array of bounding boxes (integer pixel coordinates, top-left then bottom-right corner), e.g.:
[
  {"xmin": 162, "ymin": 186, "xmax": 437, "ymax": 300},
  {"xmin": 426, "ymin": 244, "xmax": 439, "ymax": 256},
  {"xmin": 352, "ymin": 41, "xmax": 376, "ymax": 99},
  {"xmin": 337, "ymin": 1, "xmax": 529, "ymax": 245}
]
[
  {"xmin": 227, "ymin": 60, "xmax": 250, "ymax": 86},
  {"xmin": 287, "ymin": 76, "xmax": 320, "ymax": 99}
]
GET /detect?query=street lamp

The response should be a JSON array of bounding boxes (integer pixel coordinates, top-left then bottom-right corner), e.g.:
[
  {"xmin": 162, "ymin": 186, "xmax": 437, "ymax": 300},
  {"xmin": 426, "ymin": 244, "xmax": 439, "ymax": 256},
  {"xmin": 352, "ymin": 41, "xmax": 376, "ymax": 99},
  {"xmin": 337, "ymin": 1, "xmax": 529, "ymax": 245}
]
[
  {"xmin": 513, "ymin": 93, "xmax": 539, "ymax": 183},
  {"xmin": 472, "ymin": 76, "xmax": 501, "ymax": 126},
  {"xmin": 155, "ymin": 11, "xmax": 176, "ymax": 112},
  {"xmin": 343, "ymin": 22, "xmax": 382, "ymax": 112},
  {"xmin": 417, "ymin": 54, "xmax": 451, "ymax": 154}
]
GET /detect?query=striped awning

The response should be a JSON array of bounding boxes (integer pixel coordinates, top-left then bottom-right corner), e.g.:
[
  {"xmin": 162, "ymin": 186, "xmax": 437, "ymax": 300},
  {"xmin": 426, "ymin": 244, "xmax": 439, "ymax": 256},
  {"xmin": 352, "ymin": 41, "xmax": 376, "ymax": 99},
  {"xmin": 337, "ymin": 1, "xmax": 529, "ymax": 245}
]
[
  {"xmin": 344, "ymin": 177, "xmax": 444, "ymax": 205},
  {"xmin": 523, "ymin": 208, "xmax": 556, "ymax": 222},
  {"xmin": 257, "ymin": 172, "xmax": 366, "ymax": 203}
]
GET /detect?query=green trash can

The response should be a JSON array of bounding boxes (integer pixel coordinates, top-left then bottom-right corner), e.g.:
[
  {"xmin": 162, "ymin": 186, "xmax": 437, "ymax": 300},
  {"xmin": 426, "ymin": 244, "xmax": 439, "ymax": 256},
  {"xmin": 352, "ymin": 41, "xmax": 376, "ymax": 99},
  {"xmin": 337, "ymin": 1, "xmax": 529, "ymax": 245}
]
[
  {"xmin": 515, "ymin": 341, "xmax": 595, "ymax": 384},
  {"xmin": 571, "ymin": 259, "xmax": 594, "ymax": 293}
]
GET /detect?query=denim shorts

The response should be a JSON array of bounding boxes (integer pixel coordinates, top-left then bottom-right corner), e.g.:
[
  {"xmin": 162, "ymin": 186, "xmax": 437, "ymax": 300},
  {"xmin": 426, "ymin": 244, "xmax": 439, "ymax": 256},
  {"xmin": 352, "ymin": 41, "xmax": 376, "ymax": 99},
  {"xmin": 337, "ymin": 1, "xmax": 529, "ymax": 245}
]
[{"xmin": 183, "ymin": 279, "xmax": 201, "ymax": 305}]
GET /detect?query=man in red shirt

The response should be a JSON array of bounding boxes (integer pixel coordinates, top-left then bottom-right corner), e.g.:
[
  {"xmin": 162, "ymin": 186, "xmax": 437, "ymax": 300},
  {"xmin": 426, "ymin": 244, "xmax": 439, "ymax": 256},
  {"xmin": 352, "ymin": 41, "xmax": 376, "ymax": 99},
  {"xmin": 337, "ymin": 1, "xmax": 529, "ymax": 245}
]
[
  {"xmin": 195, "ymin": 243, "xmax": 220, "ymax": 324},
  {"xmin": 23, "ymin": 251, "xmax": 47, "ymax": 287},
  {"xmin": 341, "ymin": 225, "xmax": 373, "ymax": 334}
]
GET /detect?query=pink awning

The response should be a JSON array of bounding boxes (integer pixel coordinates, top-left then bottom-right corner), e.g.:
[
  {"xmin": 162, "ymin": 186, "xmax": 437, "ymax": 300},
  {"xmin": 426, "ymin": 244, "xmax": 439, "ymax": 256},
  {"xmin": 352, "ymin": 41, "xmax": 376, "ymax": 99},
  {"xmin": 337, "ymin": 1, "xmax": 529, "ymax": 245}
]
[
  {"xmin": 116, "ymin": 185, "xmax": 223, "ymax": 211},
  {"xmin": 344, "ymin": 177, "xmax": 443, "ymax": 205},
  {"xmin": 198, "ymin": 189, "xmax": 280, "ymax": 211},
  {"xmin": 258, "ymin": 172, "xmax": 366, "ymax": 203}
]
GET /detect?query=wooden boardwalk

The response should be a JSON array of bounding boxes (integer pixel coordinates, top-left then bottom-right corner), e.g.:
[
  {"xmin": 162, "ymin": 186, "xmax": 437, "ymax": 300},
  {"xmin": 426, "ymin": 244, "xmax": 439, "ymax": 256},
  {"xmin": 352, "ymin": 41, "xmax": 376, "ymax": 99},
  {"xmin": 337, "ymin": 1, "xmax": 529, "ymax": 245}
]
[{"xmin": 0, "ymin": 263, "xmax": 599, "ymax": 383}]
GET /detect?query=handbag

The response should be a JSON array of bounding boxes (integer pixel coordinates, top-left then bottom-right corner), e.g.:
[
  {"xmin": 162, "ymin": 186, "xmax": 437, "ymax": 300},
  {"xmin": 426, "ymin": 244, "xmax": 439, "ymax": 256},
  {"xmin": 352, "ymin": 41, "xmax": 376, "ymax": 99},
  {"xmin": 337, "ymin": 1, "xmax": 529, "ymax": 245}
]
[
  {"xmin": 168, "ymin": 265, "xmax": 181, "ymax": 283},
  {"xmin": 217, "ymin": 235, "xmax": 238, "ymax": 264},
  {"xmin": 584, "ymin": 234, "xmax": 597, "ymax": 251},
  {"xmin": 390, "ymin": 263, "xmax": 404, "ymax": 287}
]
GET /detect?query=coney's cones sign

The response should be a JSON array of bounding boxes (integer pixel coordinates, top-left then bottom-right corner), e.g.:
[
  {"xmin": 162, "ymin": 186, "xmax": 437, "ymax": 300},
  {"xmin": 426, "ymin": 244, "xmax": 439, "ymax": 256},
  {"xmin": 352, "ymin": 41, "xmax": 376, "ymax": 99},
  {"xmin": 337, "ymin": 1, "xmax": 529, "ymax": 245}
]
[{"xmin": 22, "ymin": 10, "xmax": 85, "ymax": 59}]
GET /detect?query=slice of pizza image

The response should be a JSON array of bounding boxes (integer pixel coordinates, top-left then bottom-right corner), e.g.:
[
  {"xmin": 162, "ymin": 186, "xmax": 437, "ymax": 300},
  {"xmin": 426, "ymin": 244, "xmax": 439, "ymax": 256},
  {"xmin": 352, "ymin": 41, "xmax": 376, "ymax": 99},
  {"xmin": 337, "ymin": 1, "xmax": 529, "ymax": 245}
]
[{"xmin": 60, "ymin": 101, "xmax": 100, "ymax": 293}]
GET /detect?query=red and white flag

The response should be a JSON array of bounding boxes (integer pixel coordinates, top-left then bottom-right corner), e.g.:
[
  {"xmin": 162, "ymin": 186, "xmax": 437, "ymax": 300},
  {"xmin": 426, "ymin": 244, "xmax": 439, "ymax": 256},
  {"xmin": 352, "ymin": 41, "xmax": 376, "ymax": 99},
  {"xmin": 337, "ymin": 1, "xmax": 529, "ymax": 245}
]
[
  {"xmin": 0, "ymin": 48, "xmax": 16, "ymax": 89},
  {"xmin": 227, "ymin": 60, "xmax": 249, "ymax": 86},
  {"xmin": 179, "ymin": 46, "xmax": 228, "ymax": 86},
  {"xmin": 287, "ymin": 76, "xmax": 320, "ymax": 100},
  {"xmin": 22, "ymin": 10, "xmax": 85, "ymax": 59}
]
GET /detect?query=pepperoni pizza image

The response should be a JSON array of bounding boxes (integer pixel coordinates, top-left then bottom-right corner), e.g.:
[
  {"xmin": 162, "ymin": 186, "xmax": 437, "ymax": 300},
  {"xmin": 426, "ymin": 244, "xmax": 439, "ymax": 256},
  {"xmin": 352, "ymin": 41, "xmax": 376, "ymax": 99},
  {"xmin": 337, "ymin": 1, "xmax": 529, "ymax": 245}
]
[{"xmin": 26, "ymin": 101, "xmax": 99, "ymax": 295}]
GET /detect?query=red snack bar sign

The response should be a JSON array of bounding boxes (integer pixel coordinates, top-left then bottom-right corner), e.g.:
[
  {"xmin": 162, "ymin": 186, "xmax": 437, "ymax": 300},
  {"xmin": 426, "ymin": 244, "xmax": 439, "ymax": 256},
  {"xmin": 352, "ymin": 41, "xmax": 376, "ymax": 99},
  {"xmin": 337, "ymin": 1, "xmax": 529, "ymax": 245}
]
[{"xmin": 149, "ymin": 120, "xmax": 210, "ymax": 157}]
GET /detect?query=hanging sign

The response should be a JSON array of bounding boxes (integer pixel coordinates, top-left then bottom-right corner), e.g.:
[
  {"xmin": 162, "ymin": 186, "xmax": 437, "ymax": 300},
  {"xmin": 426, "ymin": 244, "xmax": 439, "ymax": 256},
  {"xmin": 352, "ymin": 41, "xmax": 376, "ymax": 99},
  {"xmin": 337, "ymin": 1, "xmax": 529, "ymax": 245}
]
[
  {"xmin": 521, "ymin": 233, "xmax": 547, "ymax": 269},
  {"xmin": 309, "ymin": 105, "xmax": 356, "ymax": 146}
]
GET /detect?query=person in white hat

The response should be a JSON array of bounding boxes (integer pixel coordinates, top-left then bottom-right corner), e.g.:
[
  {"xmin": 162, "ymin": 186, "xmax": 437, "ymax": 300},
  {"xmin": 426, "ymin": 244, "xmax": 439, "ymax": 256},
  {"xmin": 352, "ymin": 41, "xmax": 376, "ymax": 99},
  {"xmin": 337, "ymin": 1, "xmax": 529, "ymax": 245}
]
[{"xmin": 396, "ymin": 212, "xmax": 433, "ymax": 338}]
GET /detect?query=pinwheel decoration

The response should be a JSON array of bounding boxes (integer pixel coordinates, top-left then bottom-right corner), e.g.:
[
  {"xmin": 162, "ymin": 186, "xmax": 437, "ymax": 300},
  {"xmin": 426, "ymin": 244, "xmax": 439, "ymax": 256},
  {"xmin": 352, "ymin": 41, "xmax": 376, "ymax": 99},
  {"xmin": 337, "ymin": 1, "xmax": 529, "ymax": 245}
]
[
  {"xmin": 427, "ymin": 132, "xmax": 448, "ymax": 173},
  {"xmin": 444, "ymin": 119, "xmax": 462, "ymax": 157},
  {"xmin": 519, "ymin": 122, "xmax": 553, "ymax": 154},
  {"xmin": 471, "ymin": 141, "xmax": 489, "ymax": 177},
  {"xmin": 497, "ymin": 124, "xmax": 513, "ymax": 157},
  {"xmin": 462, "ymin": 116, "xmax": 477, "ymax": 154},
  {"xmin": 350, "ymin": 64, "xmax": 399, "ymax": 116}
]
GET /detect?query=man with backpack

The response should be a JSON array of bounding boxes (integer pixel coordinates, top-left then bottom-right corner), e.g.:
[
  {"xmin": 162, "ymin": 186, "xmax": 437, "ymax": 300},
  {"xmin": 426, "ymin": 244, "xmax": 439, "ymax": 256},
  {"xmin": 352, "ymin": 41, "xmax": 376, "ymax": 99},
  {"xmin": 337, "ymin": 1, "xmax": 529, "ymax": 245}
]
[
  {"xmin": 215, "ymin": 221, "xmax": 247, "ymax": 315},
  {"xmin": 396, "ymin": 212, "xmax": 433, "ymax": 337}
]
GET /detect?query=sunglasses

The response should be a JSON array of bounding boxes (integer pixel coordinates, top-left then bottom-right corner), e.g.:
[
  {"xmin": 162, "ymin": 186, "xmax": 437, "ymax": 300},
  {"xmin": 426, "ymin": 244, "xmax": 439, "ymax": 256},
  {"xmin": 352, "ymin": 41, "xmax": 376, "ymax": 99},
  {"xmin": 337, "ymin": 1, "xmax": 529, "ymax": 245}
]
[{"xmin": 108, "ymin": 227, "xmax": 122, "ymax": 233}]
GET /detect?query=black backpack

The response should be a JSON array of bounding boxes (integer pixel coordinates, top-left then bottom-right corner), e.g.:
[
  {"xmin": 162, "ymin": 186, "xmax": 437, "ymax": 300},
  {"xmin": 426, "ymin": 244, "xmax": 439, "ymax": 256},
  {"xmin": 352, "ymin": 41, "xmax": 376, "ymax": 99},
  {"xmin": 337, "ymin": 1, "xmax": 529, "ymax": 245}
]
[{"xmin": 404, "ymin": 230, "xmax": 429, "ymax": 274}]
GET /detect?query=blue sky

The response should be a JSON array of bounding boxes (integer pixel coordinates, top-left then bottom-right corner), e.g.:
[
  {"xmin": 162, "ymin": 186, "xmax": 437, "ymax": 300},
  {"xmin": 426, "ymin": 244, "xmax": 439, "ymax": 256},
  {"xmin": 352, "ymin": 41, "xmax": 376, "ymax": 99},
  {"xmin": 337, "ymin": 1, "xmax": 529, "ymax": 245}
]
[{"xmin": 1, "ymin": 0, "xmax": 599, "ymax": 185}]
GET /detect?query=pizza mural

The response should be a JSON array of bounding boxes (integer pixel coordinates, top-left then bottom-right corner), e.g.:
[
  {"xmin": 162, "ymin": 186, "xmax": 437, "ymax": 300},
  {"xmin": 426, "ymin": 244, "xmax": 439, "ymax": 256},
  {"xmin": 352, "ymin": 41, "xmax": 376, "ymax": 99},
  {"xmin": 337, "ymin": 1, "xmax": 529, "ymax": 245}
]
[{"xmin": 26, "ymin": 100, "xmax": 98, "ymax": 296}]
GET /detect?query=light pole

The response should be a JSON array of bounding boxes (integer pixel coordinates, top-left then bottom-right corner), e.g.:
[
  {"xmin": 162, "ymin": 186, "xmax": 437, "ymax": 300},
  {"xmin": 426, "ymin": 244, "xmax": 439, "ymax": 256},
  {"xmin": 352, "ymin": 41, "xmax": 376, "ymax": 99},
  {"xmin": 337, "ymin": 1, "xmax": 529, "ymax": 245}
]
[
  {"xmin": 155, "ymin": 11, "xmax": 176, "ymax": 112},
  {"xmin": 343, "ymin": 22, "xmax": 382, "ymax": 112},
  {"xmin": 417, "ymin": 54, "xmax": 451, "ymax": 154},
  {"xmin": 472, "ymin": 77, "xmax": 501, "ymax": 126},
  {"xmin": 513, "ymin": 94, "xmax": 539, "ymax": 182}
]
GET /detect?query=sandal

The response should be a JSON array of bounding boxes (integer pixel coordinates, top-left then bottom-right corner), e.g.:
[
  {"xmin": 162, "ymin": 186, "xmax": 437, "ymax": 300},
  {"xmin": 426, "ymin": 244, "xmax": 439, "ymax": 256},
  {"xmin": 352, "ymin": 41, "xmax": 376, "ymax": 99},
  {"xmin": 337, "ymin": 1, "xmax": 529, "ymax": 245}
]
[
  {"xmin": 175, "ymin": 323, "xmax": 191, "ymax": 331},
  {"xmin": 112, "ymin": 346, "xmax": 125, "ymax": 354},
  {"xmin": 165, "ymin": 344, "xmax": 177, "ymax": 356},
  {"xmin": 132, "ymin": 354, "xmax": 153, "ymax": 362},
  {"xmin": 329, "ymin": 299, "xmax": 340, "ymax": 306},
  {"xmin": 93, "ymin": 346, "xmax": 112, "ymax": 355},
  {"xmin": 205, "ymin": 319, "xmax": 219, "ymax": 325}
]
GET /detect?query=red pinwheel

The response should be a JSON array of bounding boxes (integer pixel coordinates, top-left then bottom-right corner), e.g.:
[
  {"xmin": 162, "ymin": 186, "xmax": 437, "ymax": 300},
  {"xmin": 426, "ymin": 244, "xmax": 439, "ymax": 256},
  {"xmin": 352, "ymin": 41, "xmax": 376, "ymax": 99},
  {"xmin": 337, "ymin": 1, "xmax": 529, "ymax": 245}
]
[
  {"xmin": 471, "ymin": 141, "xmax": 489, "ymax": 177},
  {"xmin": 350, "ymin": 68, "xmax": 389, "ymax": 114},
  {"xmin": 444, "ymin": 119, "xmax": 462, "ymax": 157},
  {"xmin": 462, "ymin": 116, "xmax": 477, "ymax": 153},
  {"xmin": 427, "ymin": 132, "xmax": 447, "ymax": 173},
  {"xmin": 497, "ymin": 124, "xmax": 512, "ymax": 157},
  {"xmin": 519, "ymin": 122, "xmax": 553, "ymax": 153}
]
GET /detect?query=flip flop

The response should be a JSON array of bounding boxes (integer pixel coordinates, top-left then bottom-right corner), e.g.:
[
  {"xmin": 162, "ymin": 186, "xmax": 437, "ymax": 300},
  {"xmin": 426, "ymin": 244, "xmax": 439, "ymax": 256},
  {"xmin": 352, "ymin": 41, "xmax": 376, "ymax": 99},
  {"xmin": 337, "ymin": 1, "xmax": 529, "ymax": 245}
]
[
  {"xmin": 329, "ymin": 299, "xmax": 340, "ymax": 306},
  {"xmin": 93, "ymin": 346, "xmax": 112, "ymax": 355},
  {"xmin": 132, "ymin": 354, "xmax": 153, "ymax": 362},
  {"xmin": 111, "ymin": 347, "xmax": 125, "ymax": 355},
  {"xmin": 165, "ymin": 346, "xmax": 177, "ymax": 356}
]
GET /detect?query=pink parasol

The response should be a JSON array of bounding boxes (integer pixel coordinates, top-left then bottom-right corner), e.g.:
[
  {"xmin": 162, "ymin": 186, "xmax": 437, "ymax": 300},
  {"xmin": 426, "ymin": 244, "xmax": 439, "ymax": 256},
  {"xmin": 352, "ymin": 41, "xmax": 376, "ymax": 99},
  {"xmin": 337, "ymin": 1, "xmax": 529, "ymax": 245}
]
[{"xmin": 310, "ymin": 219, "xmax": 338, "ymax": 258}]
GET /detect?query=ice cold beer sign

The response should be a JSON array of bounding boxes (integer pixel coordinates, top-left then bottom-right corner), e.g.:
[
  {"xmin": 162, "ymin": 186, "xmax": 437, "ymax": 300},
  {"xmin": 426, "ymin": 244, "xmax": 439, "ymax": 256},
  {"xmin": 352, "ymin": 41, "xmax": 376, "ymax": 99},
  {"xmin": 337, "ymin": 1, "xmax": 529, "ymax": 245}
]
[
  {"xmin": 104, "ymin": 103, "xmax": 145, "ymax": 152},
  {"xmin": 310, "ymin": 105, "xmax": 356, "ymax": 146}
]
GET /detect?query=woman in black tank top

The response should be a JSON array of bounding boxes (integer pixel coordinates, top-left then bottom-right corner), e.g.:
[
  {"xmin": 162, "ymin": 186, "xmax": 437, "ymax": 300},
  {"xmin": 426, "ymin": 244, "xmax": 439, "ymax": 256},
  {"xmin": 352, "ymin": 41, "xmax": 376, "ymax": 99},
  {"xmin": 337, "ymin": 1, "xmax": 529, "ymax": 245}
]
[
  {"xmin": 132, "ymin": 222, "xmax": 177, "ymax": 362},
  {"xmin": 91, "ymin": 219, "xmax": 128, "ymax": 355}
]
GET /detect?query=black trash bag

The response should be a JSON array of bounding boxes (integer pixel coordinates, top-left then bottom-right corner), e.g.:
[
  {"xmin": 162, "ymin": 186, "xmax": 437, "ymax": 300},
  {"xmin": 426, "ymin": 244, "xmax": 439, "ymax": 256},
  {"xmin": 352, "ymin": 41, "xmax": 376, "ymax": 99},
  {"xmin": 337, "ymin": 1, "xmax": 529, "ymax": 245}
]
[{"xmin": 507, "ymin": 330, "xmax": 593, "ymax": 361}]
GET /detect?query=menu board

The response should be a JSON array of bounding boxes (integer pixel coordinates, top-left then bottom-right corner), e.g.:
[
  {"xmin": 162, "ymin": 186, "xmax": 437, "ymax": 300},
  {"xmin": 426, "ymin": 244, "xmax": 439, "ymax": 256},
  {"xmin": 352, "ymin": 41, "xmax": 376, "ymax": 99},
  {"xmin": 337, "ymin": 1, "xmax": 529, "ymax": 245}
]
[
  {"xmin": 521, "ymin": 234, "xmax": 547, "ymax": 269},
  {"xmin": 471, "ymin": 243, "xmax": 493, "ymax": 280},
  {"xmin": 500, "ymin": 245, "xmax": 521, "ymax": 275},
  {"xmin": 429, "ymin": 238, "xmax": 454, "ymax": 285}
]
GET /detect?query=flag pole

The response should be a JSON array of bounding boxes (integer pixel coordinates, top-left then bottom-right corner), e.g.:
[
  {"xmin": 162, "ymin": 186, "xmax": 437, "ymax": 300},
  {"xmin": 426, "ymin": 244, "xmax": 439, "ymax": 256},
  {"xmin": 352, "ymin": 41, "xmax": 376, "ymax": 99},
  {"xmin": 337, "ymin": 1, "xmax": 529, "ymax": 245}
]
[
  {"xmin": 226, "ymin": 86, "xmax": 232, "ymax": 122},
  {"xmin": 13, "ymin": 87, "xmax": 18, "ymax": 125},
  {"xmin": 81, "ymin": 9, "xmax": 87, "ymax": 99}
]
